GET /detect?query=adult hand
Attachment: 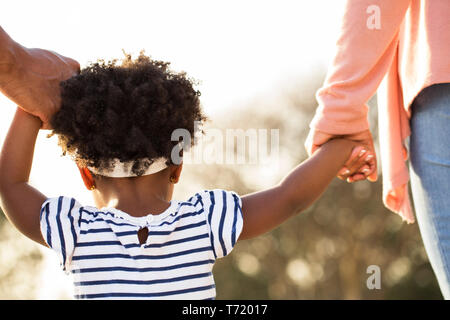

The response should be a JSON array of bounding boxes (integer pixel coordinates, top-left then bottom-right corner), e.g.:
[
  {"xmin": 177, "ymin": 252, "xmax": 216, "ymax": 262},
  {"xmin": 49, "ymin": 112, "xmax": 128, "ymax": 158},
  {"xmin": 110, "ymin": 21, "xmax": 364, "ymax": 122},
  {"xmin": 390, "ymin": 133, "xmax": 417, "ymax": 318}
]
[
  {"xmin": 305, "ymin": 128, "xmax": 378, "ymax": 183},
  {"xmin": 0, "ymin": 44, "xmax": 79, "ymax": 129}
]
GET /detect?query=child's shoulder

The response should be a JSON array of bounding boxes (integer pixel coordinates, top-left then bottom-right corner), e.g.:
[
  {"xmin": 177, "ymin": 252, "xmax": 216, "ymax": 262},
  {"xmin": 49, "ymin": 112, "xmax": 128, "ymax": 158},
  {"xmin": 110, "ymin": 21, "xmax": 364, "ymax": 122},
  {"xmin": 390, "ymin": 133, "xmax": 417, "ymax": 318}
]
[
  {"xmin": 181, "ymin": 189, "xmax": 242, "ymax": 208},
  {"xmin": 39, "ymin": 189, "xmax": 242, "ymax": 226},
  {"xmin": 40, "ymin": 196, "xmax": 118, "ymax": 229},
  {"xmin": 40, "ymin": 196, "xmax": 83, "ymax": 218},
  {"xmin": 41, "ymin": 195, "xmax": 105, "ymax": 217}
]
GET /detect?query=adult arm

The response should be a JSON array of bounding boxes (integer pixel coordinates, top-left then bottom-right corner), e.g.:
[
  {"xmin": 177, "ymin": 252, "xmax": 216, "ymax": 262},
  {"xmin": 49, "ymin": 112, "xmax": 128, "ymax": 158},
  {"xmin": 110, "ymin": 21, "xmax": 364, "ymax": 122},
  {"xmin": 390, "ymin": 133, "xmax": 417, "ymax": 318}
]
[
  {"xmin": 306, "ymin": 0, "xmax": 411, "ymax": 182},
  {"xmin": 0, "ymin": 26, "xmax": 79, "ymax": 129}
]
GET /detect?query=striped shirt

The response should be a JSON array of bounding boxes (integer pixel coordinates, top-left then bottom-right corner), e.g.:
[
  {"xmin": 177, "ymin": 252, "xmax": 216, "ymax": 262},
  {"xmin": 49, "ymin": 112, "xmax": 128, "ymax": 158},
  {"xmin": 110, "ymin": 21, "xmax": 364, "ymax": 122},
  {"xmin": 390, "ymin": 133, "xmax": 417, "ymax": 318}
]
[{"xmin": 39, "ymin": 189, "xmax": 243, "ymax": 300}]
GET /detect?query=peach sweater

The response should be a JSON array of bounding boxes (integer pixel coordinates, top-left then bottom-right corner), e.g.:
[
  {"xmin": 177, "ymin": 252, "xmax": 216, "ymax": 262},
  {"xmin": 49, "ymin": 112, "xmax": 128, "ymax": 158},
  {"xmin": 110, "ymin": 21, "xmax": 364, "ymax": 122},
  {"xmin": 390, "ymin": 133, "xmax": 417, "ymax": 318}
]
[{"xmin": 309, "ymin": 0, "xmax": 450, "ymax": 223}]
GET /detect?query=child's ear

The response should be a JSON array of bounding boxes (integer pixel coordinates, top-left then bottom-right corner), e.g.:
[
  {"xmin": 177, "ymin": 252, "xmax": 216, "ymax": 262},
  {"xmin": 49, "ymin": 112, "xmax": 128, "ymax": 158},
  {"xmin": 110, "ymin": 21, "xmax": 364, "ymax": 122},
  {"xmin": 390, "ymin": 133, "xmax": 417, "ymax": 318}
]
[
  {"xmin": 169, "ymin": 164, "xmax": 183, "ymax": 183},
  {"xmin": 77, "ymin": 165, "xmax": 96, "ymax": 191}
]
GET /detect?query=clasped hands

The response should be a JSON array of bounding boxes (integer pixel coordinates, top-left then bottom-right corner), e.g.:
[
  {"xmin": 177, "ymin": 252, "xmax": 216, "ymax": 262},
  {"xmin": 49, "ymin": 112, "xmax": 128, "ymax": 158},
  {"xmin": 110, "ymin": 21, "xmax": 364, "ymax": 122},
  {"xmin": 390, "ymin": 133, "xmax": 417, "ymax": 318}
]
[
  {"xmin": 0, "ymin": 41, "xmax": 80, "ymax": 129},
  {"xmin": 306, "ymin": 129, "xmax": 377, "ymax": 183}
]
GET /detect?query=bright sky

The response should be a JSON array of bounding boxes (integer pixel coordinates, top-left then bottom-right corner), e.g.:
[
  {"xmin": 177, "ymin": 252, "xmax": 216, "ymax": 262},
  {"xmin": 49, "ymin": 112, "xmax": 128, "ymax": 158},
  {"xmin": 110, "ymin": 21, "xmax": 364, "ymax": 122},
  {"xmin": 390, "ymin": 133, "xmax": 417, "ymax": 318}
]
[{"xmin": 0, "ymin": 0, "xmax": 345, "ymax": 298}]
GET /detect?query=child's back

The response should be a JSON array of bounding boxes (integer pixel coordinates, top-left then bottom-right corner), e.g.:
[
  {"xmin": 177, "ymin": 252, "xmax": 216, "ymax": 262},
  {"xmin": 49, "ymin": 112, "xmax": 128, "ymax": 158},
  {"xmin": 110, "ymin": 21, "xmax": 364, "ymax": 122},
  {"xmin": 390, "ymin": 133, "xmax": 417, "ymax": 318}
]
[{"xmin": 43, "ymin": 190, "xmax": 241, "ymax": 299}]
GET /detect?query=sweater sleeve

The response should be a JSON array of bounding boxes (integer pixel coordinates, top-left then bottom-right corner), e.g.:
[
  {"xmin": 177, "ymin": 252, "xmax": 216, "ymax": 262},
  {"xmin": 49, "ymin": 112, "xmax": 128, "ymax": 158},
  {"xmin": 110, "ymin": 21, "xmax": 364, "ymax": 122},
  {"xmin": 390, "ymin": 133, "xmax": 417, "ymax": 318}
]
[{"xmin": 309, "ymin": 0, "xmax": 411, "ymax": 135}]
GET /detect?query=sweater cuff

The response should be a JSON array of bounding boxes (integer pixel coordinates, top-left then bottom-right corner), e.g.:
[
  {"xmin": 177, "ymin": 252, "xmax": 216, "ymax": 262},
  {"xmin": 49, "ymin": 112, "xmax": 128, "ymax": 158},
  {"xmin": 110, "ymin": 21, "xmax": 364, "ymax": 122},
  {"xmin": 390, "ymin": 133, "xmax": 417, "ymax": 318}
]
[{"xmin": 309, "ymin": 105, "xmax": 370, "ymax": 135}]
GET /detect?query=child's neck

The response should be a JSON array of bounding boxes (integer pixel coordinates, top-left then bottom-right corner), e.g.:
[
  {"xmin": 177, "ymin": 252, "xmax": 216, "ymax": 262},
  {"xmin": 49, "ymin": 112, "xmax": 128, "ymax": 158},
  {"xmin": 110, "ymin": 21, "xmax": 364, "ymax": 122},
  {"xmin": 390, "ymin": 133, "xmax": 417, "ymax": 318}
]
[{"xmin": 91, "ymin": 172, "xmax": 174, "ymax": 217}]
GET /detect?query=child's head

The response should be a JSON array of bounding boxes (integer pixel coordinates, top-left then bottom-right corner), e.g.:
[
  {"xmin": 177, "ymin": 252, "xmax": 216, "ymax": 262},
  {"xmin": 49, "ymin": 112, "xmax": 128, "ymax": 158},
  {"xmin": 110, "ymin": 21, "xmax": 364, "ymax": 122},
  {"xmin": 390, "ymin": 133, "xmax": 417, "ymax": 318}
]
[{"xmin": 51, "ymin": 52, "xmax": 205, "ymax": 182}]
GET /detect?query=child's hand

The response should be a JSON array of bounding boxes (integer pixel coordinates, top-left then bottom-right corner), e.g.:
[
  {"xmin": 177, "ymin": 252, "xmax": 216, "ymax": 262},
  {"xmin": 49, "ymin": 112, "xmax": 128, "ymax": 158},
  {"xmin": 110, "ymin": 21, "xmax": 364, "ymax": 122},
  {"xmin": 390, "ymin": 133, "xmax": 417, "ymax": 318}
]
[{"xmin": 337, "ymin": 145, "xmax": 375, "ymax": 183}]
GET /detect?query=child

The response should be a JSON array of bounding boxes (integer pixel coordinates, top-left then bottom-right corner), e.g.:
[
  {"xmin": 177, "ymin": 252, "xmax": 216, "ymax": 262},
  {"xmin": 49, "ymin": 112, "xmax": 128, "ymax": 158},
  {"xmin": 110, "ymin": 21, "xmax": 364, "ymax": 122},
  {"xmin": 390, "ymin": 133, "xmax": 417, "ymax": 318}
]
[{"xmin": 0, "ymin": 53, "xmax": 372, "ymax": 299}]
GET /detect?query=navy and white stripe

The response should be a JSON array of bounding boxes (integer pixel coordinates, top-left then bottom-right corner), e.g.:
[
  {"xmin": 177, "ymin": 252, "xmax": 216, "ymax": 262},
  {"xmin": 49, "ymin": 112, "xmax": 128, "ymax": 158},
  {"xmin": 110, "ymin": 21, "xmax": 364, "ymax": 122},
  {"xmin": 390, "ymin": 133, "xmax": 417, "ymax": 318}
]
[
  {"xmin": 39, "ymin": 189, "xmax": 243, "ymax": 300},
  {"xmin": 202, "ymin": 190, "xmax": 243, "ymax": 259},
  {"xmin": 40, "ymin": 196, "xmax": 80, "ymax": 271}
]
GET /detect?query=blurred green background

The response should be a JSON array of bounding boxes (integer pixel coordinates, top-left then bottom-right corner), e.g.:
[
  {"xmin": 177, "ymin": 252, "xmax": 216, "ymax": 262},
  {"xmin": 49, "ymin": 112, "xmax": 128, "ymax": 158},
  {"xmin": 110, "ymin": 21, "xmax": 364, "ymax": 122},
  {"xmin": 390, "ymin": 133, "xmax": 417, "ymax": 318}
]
[{"xmin": 0, "ymin": 71, "xmax": 442, "ymax": 300}]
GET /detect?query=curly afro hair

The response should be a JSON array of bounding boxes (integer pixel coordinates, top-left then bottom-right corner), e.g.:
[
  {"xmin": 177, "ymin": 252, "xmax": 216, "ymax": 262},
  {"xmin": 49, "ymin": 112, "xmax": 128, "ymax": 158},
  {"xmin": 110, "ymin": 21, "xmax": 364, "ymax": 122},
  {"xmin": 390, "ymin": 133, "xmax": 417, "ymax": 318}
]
[{"xmin": 50, "ymin": 51, "xmax": 206, "ymax": 176}]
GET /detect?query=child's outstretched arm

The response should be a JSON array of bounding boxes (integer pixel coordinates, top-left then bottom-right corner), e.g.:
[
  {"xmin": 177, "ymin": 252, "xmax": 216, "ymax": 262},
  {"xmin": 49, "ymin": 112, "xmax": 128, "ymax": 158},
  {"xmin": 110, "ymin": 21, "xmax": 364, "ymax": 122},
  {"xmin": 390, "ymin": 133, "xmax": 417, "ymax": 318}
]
[
  {"xmin": 239, "ymin": 138, "xmax": 365, "ymax": 240},
  {"xmin": 0, "ymin": 108, "xmax": 47, "ymax": 245}
]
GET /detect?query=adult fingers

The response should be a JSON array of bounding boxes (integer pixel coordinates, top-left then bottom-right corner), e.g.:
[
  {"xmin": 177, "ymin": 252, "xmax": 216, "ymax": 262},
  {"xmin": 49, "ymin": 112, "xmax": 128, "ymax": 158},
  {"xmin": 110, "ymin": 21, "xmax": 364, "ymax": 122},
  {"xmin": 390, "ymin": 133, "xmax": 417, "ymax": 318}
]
[
  {"xmin": 344, "ymin": 130, "xmax": 378, "ymax": 183},
  {"xmin": 337, "ymin": 146, "xmax": 366, "ymax": 180}
]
